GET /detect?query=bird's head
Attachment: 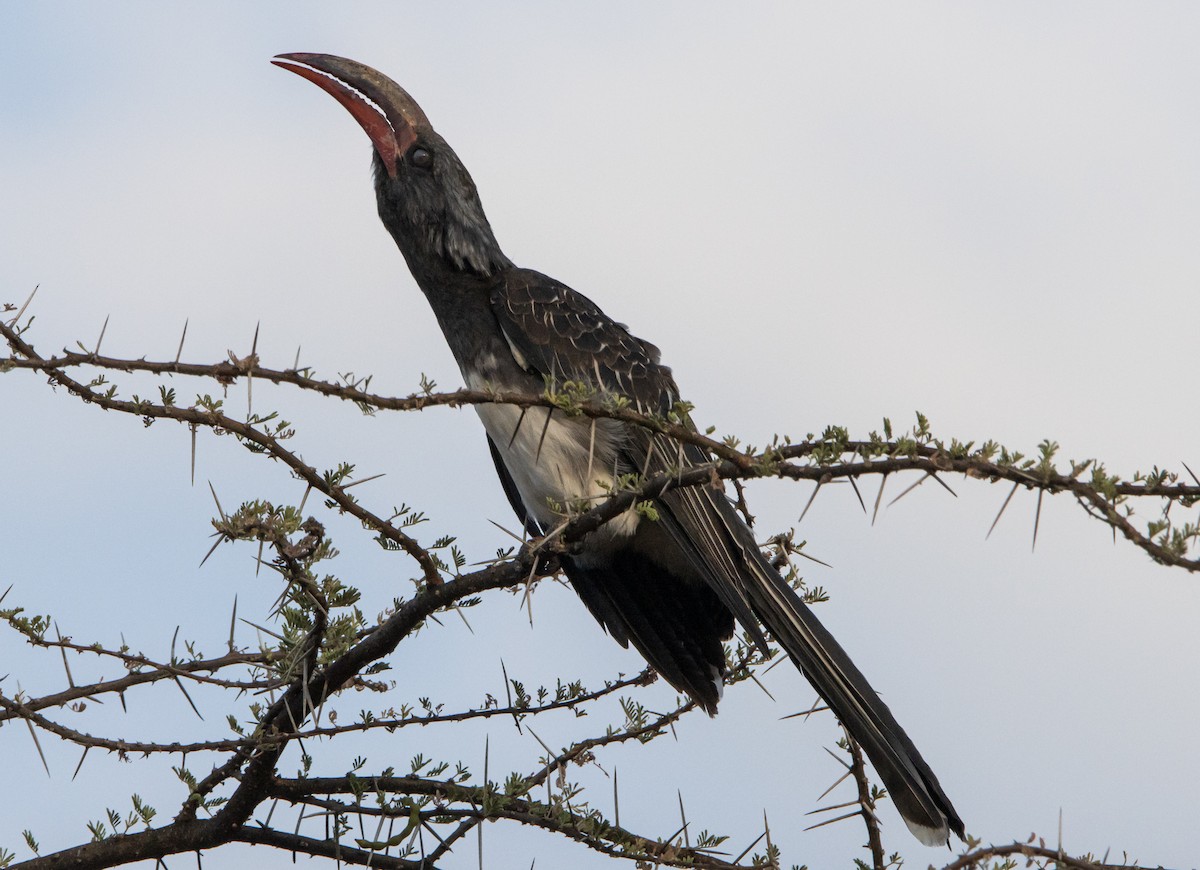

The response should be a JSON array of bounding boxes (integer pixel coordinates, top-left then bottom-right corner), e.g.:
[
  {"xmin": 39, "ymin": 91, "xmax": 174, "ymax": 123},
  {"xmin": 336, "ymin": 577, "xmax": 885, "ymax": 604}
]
[{"xmin": 274, "ymin": 53, "xmax": 510, "ymax": 280}]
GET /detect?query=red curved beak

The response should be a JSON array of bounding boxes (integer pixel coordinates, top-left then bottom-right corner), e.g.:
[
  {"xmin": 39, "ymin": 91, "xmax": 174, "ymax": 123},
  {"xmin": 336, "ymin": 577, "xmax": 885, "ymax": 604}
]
[{"xmin": 273, "ymin": 53, "xmax": 432, "ymax": 178}]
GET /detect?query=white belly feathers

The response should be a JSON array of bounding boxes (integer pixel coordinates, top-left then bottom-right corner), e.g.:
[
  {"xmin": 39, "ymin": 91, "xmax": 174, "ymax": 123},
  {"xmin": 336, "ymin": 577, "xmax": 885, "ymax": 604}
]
[{"xmin": 471, "ymin": 385, "xmax": 640, "ymax": 547}]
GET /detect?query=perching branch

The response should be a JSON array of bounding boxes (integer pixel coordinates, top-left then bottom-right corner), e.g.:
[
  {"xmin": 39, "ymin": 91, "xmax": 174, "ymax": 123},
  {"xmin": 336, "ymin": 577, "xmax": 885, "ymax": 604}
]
[{"xmin": 2, "ymin": 309, "xmax": 1192, "ymax": 870}]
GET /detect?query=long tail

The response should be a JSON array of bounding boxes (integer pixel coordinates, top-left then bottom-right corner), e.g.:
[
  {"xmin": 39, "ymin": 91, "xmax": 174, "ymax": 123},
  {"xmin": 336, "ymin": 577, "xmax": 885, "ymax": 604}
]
[
  {"xmin": 728, "ymin": 506, "xmax": 964, "ymax": 845},
  {"xmin": 648, "ymin": 453, "xmax": 965, "ymax": 846}
]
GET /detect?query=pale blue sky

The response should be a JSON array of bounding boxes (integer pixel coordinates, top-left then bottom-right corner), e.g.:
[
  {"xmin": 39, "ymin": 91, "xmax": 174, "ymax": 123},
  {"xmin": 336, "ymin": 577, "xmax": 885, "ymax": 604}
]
[{"xmin": 3, "ymin": 4, "xmax": 1199, "ymax": 868}]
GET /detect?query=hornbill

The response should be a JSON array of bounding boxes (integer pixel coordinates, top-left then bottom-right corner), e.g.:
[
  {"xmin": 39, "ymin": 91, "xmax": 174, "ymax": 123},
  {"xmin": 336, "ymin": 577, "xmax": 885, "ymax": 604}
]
[{"xmin": 273, "ymin": 53, "xmax": 965, "ymax": 846}]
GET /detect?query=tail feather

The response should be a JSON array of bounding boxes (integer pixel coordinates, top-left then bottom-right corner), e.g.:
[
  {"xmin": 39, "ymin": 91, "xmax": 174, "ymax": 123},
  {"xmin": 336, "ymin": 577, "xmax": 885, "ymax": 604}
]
[
  {"xmin": 738, "ymin": 534, "xmax": 964, "ymax": 843},
  {"xmin": 647, "ymin": 453, "xmax": 964, "ymax": 844}
]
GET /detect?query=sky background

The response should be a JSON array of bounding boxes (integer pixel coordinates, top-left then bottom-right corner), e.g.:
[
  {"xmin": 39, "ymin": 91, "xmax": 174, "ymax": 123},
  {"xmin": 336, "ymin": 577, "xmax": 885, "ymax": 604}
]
[{"xmin": 3, "ymin": 3, "xmax": 1200, "ymax": 868}]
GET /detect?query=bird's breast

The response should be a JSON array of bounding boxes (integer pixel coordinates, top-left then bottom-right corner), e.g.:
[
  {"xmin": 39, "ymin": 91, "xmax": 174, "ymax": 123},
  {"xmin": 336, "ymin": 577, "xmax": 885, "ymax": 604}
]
[{"xmin": 473, "ymin": 398, "xmax": 639, "ymax": 545}]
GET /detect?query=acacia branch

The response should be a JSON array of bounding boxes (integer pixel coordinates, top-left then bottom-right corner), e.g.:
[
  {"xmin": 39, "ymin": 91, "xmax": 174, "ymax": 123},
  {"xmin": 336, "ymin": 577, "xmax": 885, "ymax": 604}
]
[
  {"xmin": 233, "ymin": 826, "xmax": 428, "ymax": 869},
  {"xmin": 846, "ymin": 734, "xmax": 886, "ymax": 870},
  {"xmin": 269, "ymin": 768, "xmax": 741, "ymax": 869},
  {"xmin": 940, "ymin": 842, "xmax": 1149, "ymax": 870},
  {"xmin": 5, "ymin": 315, "xmax": 1194, "ymax": 870},
  {"xmin": 5, "ymin": 321, "xmax": 1196, "ymax": 577},
  {"xmin": 0, "ymin": 648, "xmax": 276, "ymax": 722},
  {"xmin": 0, "ymin": 322, "xmax": 444, "ymax": 587}
]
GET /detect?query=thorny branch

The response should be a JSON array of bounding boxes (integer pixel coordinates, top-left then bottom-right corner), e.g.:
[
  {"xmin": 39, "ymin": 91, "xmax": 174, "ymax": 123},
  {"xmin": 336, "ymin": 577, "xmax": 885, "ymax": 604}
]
[
  {"xmin": 2, "ymin": 313, "xmax": 1194, "ymax": 870},
  {"xmin": 0, "ymin": 647, "xmax": 277, "ymax": 721},
  {"xmin": 3, "ymin": 322, "xmax": 1195, "ymax": 573}
]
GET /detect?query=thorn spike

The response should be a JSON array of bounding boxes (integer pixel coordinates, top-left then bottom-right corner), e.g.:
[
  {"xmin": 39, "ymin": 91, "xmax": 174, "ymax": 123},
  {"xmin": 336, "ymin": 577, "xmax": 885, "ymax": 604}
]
[
  {"xmin": 987, "ymin": 482, "xmax": 1020, "ymax": 540},
  {"xmin": 175, "ymin": 318, "xmax": 189, "ymax": 366}
]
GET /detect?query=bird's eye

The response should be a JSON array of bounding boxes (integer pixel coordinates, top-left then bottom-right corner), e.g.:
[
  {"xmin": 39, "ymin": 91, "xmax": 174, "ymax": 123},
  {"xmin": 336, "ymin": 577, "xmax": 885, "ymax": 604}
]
[{"xmin": 409, "ymin": 146, "xmax": 432, "ymax": 169}]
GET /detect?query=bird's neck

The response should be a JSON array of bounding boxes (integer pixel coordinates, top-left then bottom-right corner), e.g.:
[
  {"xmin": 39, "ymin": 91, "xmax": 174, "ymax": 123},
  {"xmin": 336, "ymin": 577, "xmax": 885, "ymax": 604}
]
[
  {"xmin": 387, "ymin": 231, "xmax": 517, "ymax": 378},
  {"xmin": 375, "ymin": 184, "xmax": 521, "ymax": 377},
  {"xmin": 376, "ymin": 174, "xmax": 511, "ymax": 277},
  {"xmin": 380, "ymin": 195, "xmax": 510, "ymax": 281}
]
